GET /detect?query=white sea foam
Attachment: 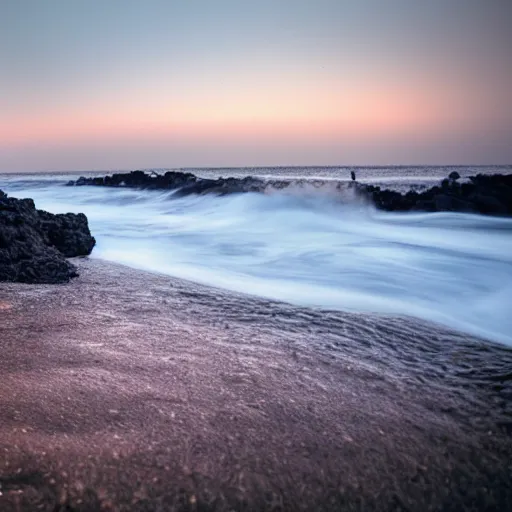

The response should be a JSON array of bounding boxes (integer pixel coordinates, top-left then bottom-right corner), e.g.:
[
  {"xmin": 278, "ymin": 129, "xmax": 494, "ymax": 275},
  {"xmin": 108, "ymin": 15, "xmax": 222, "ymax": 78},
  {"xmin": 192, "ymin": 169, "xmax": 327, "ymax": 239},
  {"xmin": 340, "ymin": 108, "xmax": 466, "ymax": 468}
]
[{"xmin": 3, "ymin": 174, "xmax": 512, "ymax": 346}]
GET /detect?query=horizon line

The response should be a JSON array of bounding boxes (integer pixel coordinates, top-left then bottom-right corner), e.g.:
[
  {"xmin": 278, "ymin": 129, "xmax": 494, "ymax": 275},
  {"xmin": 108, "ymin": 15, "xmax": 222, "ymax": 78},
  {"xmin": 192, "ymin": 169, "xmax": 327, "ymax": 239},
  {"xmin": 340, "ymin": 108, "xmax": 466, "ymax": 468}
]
[{"xmin": 2, "ymin": 163, "xmax": 512, "ymax": 175}]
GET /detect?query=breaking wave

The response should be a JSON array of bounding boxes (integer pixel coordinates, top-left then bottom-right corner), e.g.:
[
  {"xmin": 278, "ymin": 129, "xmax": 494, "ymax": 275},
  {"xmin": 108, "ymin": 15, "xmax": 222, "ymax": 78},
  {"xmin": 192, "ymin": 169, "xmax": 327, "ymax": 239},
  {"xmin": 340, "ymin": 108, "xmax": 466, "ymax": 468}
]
[{"xmin": 2, "ymin": 173, "xmax": 512, "ymax": 346}]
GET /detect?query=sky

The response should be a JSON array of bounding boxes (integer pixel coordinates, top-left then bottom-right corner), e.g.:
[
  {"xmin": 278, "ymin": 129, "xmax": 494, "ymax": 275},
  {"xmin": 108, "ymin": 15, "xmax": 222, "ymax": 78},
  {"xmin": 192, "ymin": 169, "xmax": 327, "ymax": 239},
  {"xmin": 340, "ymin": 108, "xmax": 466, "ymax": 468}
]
[{"xmin": 1, "ymin": 0, "xmax": 511, "ymax": 171}]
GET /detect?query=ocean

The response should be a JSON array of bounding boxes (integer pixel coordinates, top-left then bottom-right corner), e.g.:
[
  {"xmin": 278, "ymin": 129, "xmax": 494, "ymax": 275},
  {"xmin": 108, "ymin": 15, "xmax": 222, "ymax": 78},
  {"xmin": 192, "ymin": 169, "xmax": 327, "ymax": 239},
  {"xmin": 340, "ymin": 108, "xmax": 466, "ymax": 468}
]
[{"xmin": 1, "ymin": 166, "xmax": 512, "ymax": 346}]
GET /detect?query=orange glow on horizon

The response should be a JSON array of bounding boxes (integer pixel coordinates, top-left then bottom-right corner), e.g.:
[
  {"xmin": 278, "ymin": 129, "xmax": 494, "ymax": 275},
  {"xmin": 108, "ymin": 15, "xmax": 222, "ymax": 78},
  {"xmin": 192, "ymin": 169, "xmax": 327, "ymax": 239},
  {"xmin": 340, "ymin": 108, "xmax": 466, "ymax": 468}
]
[{"xmin": 0, "ymin": 82, "xmax": 479, "ymax": 148}]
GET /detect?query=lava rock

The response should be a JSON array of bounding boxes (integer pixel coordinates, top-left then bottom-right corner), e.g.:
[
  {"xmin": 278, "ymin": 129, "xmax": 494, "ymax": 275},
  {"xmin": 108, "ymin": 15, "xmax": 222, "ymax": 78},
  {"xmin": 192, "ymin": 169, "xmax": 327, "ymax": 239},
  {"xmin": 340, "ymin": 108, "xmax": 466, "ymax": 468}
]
[{"xmin": 0, "ymin": 190, "xmax": 95, "ymax": 283}]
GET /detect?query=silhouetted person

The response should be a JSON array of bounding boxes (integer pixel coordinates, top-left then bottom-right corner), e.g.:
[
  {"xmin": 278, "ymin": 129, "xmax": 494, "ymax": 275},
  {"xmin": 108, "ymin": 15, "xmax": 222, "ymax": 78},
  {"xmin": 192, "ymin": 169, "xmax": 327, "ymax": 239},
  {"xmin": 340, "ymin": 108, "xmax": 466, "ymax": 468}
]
[{"xmin": 351, "ymin": 171, "xmax": 356, "ymax": 181}]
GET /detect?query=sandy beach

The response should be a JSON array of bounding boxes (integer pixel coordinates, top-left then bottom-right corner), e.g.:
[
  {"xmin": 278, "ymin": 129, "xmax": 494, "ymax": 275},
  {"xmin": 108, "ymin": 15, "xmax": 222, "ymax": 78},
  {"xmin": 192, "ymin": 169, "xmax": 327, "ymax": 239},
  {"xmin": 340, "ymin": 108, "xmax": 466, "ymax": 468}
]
[{"xmin": 1, "ymin": 258, "xmax": 511, "ymax": 511}]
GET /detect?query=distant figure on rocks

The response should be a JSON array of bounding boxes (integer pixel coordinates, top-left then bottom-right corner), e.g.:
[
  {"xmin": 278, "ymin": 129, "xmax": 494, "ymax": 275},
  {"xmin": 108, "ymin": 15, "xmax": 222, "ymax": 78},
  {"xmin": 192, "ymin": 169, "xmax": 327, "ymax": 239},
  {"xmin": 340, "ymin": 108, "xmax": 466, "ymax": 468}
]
[{"xmin": 351, "ymin": 171, "xmax": 356, "ymax": 181}]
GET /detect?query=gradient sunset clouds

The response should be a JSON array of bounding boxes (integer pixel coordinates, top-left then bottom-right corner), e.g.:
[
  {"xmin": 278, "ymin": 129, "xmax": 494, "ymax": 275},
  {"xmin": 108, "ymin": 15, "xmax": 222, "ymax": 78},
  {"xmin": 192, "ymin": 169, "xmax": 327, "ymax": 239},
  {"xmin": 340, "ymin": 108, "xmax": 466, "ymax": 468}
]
[{"xmin": 1, "ymin": 0, "xmax": 511, "ymax": 171}]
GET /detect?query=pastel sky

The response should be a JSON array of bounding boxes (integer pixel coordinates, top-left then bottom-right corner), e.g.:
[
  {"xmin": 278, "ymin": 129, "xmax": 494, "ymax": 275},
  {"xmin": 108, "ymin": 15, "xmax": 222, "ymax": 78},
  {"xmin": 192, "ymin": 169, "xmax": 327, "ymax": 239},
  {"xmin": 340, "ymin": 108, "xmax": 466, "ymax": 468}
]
[{"xmin": 1, "ymin": 0, "xmax": 511, "ymax": 171}]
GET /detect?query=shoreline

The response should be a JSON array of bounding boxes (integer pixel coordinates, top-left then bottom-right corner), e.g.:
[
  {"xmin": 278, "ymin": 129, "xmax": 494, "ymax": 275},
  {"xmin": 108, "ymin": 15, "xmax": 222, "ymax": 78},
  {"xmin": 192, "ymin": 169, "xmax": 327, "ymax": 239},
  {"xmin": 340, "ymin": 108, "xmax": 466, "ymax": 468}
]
[
  {"xmin": 1, "ymin": 258, "xmax": 511, "ymax": 511},
  {"xmin": 88, "ymin": 256, "xmax": 512, "ymax": 349}
]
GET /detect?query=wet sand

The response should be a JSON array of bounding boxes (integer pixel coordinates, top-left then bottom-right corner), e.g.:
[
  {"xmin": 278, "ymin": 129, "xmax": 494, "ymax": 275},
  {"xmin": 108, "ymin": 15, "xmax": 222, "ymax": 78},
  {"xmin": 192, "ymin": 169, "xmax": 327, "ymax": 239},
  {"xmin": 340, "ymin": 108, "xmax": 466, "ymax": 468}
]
[{"xmin": 0, "ymin": 259, "xmax": 511, "ymax": 511}]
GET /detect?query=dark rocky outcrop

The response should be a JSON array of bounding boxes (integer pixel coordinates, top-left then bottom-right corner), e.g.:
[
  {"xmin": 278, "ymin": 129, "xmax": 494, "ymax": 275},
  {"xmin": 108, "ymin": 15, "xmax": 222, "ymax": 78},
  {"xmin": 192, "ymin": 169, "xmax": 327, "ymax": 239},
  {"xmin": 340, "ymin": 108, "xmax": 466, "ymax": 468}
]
[
  {"xmin": 67, "ymin": 170, "xmax": 271, "ymax": 196},
  {"xmin": 0, "ymin": 190, "xmax": 95, "ymax": 283},
  {"xmin": 67, "ymin": 170, "xmax": 512, "ymax": 216},
  {"xmin": 360, "ymin": 174, "xmax": 512, "ymax": 215}
]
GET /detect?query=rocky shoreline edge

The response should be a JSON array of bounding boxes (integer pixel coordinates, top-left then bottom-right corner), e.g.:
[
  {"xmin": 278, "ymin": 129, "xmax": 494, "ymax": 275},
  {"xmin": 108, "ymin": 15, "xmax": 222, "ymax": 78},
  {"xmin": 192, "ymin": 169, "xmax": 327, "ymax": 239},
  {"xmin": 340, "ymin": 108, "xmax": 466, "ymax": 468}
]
[
  {"xmin": 68, "ymin": 170, "xmax": 512, "ymax": 215},
  {"xmin": 0, "ymin": 190, "xmax": 95, "ymax": 283},
  {"xmin": 1, "ymin": 258, "xmax": 511, "ymax": 511}
]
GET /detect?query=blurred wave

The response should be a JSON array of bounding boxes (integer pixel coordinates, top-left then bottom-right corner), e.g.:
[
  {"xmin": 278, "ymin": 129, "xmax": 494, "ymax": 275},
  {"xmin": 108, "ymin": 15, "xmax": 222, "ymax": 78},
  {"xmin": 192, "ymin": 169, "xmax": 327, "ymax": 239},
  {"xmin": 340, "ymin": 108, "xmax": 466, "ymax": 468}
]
[{"xmin": 2, "ymin": 172, "xmax": 512, "ymax": 346}]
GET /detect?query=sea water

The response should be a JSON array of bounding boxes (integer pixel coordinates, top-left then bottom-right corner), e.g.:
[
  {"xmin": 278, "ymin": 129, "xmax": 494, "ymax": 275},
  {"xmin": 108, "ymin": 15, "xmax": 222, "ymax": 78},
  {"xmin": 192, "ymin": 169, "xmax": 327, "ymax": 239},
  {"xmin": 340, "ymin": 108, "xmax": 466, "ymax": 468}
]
[{"xmin": 1, "ymin": 167, "xmax": 512, "ymax": 346}]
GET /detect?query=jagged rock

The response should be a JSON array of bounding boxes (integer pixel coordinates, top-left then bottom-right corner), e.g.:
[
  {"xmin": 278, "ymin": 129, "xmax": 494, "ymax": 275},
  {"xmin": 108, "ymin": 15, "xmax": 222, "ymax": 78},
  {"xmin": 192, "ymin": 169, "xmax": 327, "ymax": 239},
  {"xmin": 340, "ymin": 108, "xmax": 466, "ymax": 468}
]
[
  {"xmin": 0, "ymin": 190, "xmax": 96, "ymax": 283},
  {"xmin": 38, "ymin": 210, "xmax": 96, "ymax": 257},
  {"xmin": 363, "ymin": 174, "xmax": 512, "ymax": 215},
  {"xmin": 66, "ymin": 171, "xmax": 512, "ymax": 216}
]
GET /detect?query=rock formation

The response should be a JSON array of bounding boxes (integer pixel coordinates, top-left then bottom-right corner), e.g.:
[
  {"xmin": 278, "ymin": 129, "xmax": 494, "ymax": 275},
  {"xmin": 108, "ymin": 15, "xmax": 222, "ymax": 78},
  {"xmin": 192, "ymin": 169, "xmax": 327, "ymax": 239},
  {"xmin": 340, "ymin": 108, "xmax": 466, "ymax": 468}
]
[
  {"xmin": 0, "ymin": 191, "xmax": 95, "ymax": 283},
  {"xmin": 67, "ymin": 170, "xmax": 272, "ymax": 196},
  {"xmin": 361, "ymin": 174, "xmax": 512, "ymax": 215},
  {"xmin": 66, "ymin": 170, "xmax": 512, "ymax": 216}
]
